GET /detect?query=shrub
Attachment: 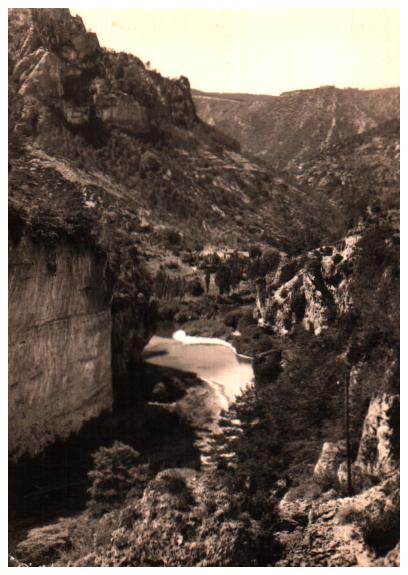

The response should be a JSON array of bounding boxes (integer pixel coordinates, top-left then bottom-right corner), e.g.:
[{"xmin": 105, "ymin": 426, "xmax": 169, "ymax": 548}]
[
  {"xmin": 87, "ymin": 442, "xmax": 152, "ymax": 516},
  {"xmin": 260, "ymin": 248, "xmax": 280, "ymax": 273},
  {"xmin": 336, "ymin": 504, "xmax": 360, "ymax": 525},
  {"xmin": 188, "ymin": 278, "xmax": 204, "ymax": 297},
  {"xmin": 162, "ymin": 227, "xmax": 182, "ymax": 247},
  {"xmin": 148, "ymin": 469, "xmax": 195, "ymax": 510},
  {"xmin": 157, "ymin": 302, "xmax": 179, "ymax": 321},
  {"xmin": 224, "ymin": 309, "xmax": 240, "ymax": 329},
  {"xmin": 249, "ymin": 245, "xmax": 262, "ymax": 259}
]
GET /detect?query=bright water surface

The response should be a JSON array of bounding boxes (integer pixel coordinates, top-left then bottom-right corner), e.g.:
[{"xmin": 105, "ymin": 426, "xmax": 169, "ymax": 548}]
[{"xmin": 143, "ymin": 330, "xmax": 254, "ymax": 462}]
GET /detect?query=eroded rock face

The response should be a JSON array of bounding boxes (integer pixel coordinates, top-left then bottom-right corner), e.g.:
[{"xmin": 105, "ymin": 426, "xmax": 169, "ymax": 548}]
[
  {"xmin": 94, "ymin": 92, "xmax": 150, "ymax": 135},
  {"xmin": 276, "ymin": 473, "xmax": 399, "ymax": 567},
  {"xmin": 255, "ymin": 229, "xmax": 362, "ymax": 336},
  {"xmin": 9, "ymin": 8, "xmax": 197, "ymax": 140},
  {"xmin": 356, "ymin": 393, "xmax": 399, "ymax": 477},
  {"xmin": 337, "ymin": 393, "xmax": 399, "ymax": 491},
  {"xmin": 313, "ymin": 441, "xmax": 346, "ymax": 487},
  {"xmin": 8, "ymin": 235, "xmax": 112, "ymax": 460},
  {"xmin": 313, "ymin": 394, "xmax": 399, "ymax": 495}
]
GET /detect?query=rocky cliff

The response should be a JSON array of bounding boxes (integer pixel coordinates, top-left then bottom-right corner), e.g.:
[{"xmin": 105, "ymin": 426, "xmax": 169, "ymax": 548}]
[
  {"xmin": 274, "ymin": 390, "xmax": 399, "ymax": 566},
  {"xmin": 9, "ymin": 8, "xmax": 351, "ymax": 257},
  {"xmin": 9, "ymin": 8, "xmax": 197, "ymax": 139},
  {"xmin": 248, "ymin": 210, "xmax": 399, "ymax": 565},
  {"xmin": 7, "ymin": 7, "xmax": 213, "ymax": 459},
  {"xmin": 9, "ymin": 234, "xmax": 112, "ymax": 461}
]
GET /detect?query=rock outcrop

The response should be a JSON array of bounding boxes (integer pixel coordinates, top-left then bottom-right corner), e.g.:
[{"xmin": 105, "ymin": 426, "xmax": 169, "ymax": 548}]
[
  {"xmin": 9, "ymin": 8, "xmax": 197, "ymax": 140},
  {"xmin": 276, "ymin": 473, "xmax": 399, "ymax": 567},
  {"xmin": 8, "ymin": 234, "xmax": 112, "ymax": 460},
  {"xmin": 255, "ymin": 228, "xmax": 362, "ymax": 336},
  {"xmin": 8, "ymin": 9, "xmax": 360, "ymax": 256},
  {"xmin": 337, "ymin": 393, "xmax": 399, "ymax": 491},
  {"xmin": 313, "ymin": 392, "xmax": 399, "ymax": 494},
  {"xmin": 313, "ymin": 441, "xmax": 346, "ymax": 488}
]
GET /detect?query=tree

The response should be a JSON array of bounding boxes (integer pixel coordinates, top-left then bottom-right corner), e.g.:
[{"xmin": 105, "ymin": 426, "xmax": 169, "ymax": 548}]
[
  {"xmin": 215, "ymin": 264, "xmax": 231, "ymax": 295},
  {"xmin": 87, "ymin": 442, "xmax": 152, "ymax": 515},
  {"xmin": 344, "ymin": 374, "xmax": 354, "ymax": 496},
  {"xmin": 204, "ymin": 269, "xmax": 211, "ymax": 293},
  {"xmin": 229, "ymin": 253, "xmax": 243, "ymax": 290},
  {"xmin": 249, "ymin": 245, "xmax": 262, "ymax": 259},
  {"xmin": 260, "ymin": 248, "xmax": 280, "ymax": 274}
]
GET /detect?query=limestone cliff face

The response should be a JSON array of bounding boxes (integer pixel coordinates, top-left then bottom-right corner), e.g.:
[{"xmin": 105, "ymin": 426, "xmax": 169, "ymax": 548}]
[
  {"xmin": 9, "ymin": 235, "xmax": 112, "ymax": 460},
  {"xmin": 337, "ymin": 393, "xmax": 399, "ymax": 491},
  {"xmin": 313, "ymin": 392, "xmax": 399, "ymax": 492},
  {"xmin": 9, "ymin": 8, "xmax": 197, "ymax": 140},
  {"xmin": 255, "ymin": 229, "xmax": 361, "ymax": 336}
]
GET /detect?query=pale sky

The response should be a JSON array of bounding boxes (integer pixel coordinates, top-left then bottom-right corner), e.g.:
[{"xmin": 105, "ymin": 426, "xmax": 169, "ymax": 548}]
[{"xmin": 71, "ymin": 8, "xmax": 400, "ymax": 95}]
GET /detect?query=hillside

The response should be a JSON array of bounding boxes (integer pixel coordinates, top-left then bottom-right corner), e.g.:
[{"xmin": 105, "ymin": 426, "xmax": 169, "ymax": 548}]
[
  {"xmin": 296, "ymin": 119, "xmax": 400, "ymax": 228},
  {"xmin": 193, "ymin": 86, "xmax": 400, "ymax": 171},
  {"xmin": 9, "ymin": 9, "xmax": 352, "ymax": 260}
]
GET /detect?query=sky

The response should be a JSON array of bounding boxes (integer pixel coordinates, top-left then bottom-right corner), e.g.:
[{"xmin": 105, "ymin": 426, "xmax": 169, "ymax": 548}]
[{"xmin": 72, "ymin": 8, "xmax": 397, "ymax": 95}]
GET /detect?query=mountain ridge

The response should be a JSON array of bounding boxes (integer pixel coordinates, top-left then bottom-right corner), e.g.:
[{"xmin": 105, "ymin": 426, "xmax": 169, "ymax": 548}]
[{"xmin": 193, "ymin": 85, "xmax": 399, "ymax": 171}]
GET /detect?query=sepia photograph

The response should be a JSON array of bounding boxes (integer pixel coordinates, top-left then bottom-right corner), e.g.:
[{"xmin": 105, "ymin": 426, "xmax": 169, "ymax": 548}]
[{"xmin": 7, "ymin": 1, "xmax": 400, "ymax": 568}]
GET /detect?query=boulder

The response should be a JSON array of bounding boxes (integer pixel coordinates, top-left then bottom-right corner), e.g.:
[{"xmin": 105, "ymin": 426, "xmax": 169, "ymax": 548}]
[
  {"xmin": 314, "ymin": 441, "xmax": 346, "ymax": 488},
  {"xmin": 152, "ymin": 382, "xmax": 168, "ymax": 402}
]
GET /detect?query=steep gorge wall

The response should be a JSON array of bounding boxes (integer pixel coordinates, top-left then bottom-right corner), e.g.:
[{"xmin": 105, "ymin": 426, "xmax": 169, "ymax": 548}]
[
  {"xmin": 9, "ymin": 8, "xmax": 197, "ymax": 142},
  {"xmin": 9, "ymin": 235, "xmax": 112, "ymax": 460}
]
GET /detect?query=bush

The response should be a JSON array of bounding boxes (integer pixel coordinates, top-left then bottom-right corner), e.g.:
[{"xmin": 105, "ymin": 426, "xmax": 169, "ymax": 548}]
[
  {"xmin": 260, "ymin": 248, "xmax": 280, "ymax": 273},
  {"xmin": 224, "ymin": 307, "xmax": 255, "ymax": 330},
  {"xmin": 148, "ymin": 469, "xmax": 195, "ymax": 510},
  {"xmin": 157, "ymin": 302, "xmax": 179, "ymax": 321},
  {"xmin": 87, "ymin": 442, "xmax": 152, "ymax": 515},
  {"xmin": 224, "ymin": 309, "xmax": 240, "ymax": 329},
  {"xmin": 336, "ymin": 504, "xmax": 360, "ymax": 525},
  {"xmin": 162, "ymin": 227, "xmax": 182, "ymax": 247},
  {"xmin": 249, "ymin": 245, "xmax": 262, "ymax": 259},
  {"xmin": 188, "ymin": 278, "xmax": 204, "ymax": 297}
]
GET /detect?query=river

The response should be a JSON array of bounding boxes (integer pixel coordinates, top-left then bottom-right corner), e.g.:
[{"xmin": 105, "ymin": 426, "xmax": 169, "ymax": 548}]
[{"xmin": 143, "ymin": 329, "xmax": 254, "ymax": 467}]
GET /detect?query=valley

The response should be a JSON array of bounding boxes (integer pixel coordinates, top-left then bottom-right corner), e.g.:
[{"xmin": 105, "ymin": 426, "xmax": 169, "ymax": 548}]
[{"xmin": 8, "ymin": 7, "xmax": 399, "ymax": 568}]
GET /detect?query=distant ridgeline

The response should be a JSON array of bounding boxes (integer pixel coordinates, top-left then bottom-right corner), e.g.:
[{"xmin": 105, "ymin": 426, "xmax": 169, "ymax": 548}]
[{"xmin": 193, "ymin": 85, "xmax": 399, "ymax": 172}]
